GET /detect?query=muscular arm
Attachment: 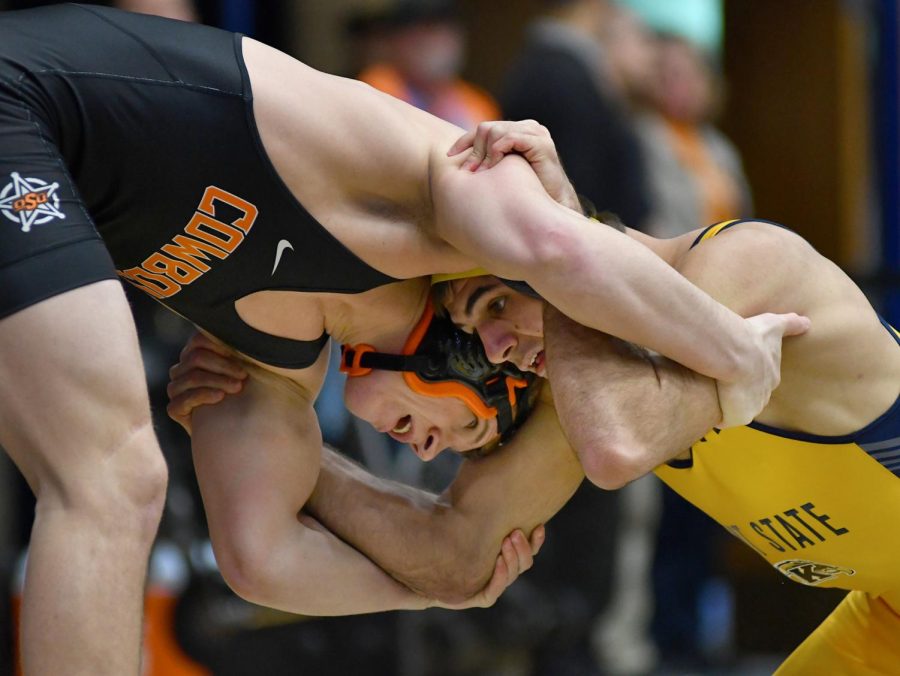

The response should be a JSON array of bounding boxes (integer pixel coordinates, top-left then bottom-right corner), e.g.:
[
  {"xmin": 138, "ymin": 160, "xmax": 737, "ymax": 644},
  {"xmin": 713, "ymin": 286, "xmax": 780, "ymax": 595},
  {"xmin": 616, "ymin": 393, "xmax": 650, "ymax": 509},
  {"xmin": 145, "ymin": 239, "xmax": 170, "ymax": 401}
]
[
  {"xmin": 190, "ymin": 365, "xmax": 430, "ymax": 616},
  {"xmin": 542, "ymin": 225, "xmax": 817, "ymax": 488},
  {"xmin": 430, "ymin": 155, "xmax": 747, "ymax": 372},
  {"xmin": 306, "ymin": 395, "xmax": 584, "ymax": 602},
  {"xmin": 543, "ymin": 305, "xmax": 720, "ymax": 490},
  {"xmin": 430, "ymin": 153, "xmax": 781, "ymax": 425}
]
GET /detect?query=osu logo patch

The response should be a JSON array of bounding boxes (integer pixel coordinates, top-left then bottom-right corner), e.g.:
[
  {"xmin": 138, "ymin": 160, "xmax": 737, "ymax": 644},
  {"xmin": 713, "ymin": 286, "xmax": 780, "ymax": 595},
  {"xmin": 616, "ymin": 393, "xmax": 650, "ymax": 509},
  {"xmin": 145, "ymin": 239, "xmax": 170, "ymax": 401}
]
[
  {"xmin": 774, "ymin": 559, "xmax": 855, "ymax": 586},
  {"xmin": 0, "ymin": 172, "xmax": 65, "ymax": 232}
]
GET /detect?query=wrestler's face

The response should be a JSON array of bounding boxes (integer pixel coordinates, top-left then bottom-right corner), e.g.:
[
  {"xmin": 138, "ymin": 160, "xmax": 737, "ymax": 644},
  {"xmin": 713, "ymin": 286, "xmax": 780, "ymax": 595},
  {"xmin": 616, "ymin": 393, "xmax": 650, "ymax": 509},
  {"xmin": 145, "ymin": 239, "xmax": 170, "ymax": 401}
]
[
  {"xmin": 442, "ymin": 277, "xmax": 546, "ymax": 376},
  {"xmin": 344, "ymin": 370, "xmax": 499, "ymax": 461}
]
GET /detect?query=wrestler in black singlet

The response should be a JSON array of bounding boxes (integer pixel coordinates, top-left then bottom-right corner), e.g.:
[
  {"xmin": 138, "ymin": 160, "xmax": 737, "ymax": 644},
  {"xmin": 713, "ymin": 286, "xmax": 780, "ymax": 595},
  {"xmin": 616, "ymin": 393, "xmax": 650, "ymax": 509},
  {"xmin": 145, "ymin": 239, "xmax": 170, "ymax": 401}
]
[{"xmin": 0, "ymin": 4, "xmax": 398, "ymax": 368}]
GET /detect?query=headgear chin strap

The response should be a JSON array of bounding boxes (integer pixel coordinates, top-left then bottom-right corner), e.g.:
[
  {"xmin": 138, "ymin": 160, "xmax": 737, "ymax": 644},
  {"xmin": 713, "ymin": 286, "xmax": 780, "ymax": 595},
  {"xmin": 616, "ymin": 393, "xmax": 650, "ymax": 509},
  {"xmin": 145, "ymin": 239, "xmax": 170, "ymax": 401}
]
[{"xmin": 340, "ymin": 301, "xmax": 538, "ymax": 443}]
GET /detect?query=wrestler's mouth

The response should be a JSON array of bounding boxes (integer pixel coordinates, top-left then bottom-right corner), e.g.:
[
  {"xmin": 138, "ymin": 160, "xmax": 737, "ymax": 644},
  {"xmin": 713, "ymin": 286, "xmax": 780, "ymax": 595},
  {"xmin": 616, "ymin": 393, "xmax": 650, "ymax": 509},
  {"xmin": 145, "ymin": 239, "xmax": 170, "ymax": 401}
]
[
  {"xmin": 391, "ymin": 415, "xmax": 412, "ymax": 435},
  {"xmin": 528, "ymin": 350, "xmax": 545, "ymax": 375}
]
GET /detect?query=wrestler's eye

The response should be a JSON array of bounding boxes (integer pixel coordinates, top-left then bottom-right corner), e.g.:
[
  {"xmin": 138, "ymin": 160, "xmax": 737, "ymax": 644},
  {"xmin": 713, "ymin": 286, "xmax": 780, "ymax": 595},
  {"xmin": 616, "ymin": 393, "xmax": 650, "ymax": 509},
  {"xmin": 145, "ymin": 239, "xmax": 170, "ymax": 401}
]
[
  {"xmin": 464, "ymin": 417, "xmax": 479, "ymax": 430},
  {"xmin": 487, "ymin": 296, "xmax": 506, "ymax": 316}
]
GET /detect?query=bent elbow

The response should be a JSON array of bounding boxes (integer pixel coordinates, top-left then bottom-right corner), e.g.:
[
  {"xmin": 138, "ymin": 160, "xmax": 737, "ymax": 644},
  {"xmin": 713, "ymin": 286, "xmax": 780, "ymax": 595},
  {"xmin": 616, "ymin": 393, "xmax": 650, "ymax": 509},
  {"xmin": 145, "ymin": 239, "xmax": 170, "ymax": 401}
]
[
  {"xmin": 407, "ymin": 549, "xmax": 494, "ymax": 604},
  {"xmin": 210, "ymin": 524, "xmax": 297, "ymax": 608},
  {"xmin": 403, "ymin": 528, "xmax": 497, "ymax": 603},
  {"xmin": 578, "ymin": 442, "xmax": 645, "ymax": 491},
  {"xmin": 452, "ymin": 559, "xmax": 496, "ymax": 601},
  {"xmin": 214, "ymin": 539, "xmax": 276, "ymax": 605}
]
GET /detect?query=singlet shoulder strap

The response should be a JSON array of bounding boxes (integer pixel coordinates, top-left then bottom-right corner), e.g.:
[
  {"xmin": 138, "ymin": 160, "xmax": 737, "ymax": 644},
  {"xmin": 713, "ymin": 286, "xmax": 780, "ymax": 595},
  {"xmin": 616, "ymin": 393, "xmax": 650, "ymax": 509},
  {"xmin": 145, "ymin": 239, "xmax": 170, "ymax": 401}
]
[
  {"xmin": 881, "ymin": 317, "xmax": 900, "ymax": 346},
  {"xmin": 689, "ymin": 218, "xmax": 793, "ymax": 249},
  {"xmin": 690, "ymin": 219, "xmax": 742, "ymax": 248},
  {"xmin": 193, "ymin": 309, "xmax": 330, "ymax": 370}
]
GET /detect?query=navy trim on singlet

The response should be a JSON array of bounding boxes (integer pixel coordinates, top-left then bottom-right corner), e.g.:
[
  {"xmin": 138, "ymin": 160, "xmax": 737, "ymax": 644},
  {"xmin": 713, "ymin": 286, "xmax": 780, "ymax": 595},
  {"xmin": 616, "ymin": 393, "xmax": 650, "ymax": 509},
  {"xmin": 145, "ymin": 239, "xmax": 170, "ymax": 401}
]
[
  {"xmin": 746, "ymin": 318, "xmax": 900, "ymax": 478},
  {"xmin": 666, "ymin": 456, "xmax": 694, "ymax": 469},
  {"xmin": 672, "ymin": 221, "xmax": 900, "ymax": 475}
]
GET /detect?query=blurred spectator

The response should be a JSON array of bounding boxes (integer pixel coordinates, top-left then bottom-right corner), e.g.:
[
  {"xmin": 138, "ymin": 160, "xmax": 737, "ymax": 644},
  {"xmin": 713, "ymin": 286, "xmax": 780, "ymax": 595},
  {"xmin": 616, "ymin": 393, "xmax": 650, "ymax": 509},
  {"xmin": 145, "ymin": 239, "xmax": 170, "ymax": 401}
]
[
  {"xmin": 643, "ymin": 34, "xmax": 750, "ymax": 668},
  {"xmin": 605, "ymin": 12, "xmax": 752, "ymax": 237},
  {"xmin": 501, "ymin": 0, "xmax": 652, "ymax": 230},
  {"xmin": 325, "ymin": 0, "xmax": 502, "ymax": 483},
  {"xmin": 357, "ymin": 0, "xmax": 499, "ymax": 129}
]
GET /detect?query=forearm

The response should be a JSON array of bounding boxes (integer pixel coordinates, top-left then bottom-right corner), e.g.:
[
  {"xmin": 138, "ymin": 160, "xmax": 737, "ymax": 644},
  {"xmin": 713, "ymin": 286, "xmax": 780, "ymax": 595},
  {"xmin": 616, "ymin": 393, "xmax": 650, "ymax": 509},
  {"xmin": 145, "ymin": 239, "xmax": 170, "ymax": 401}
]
[
  {"xmin": 308, "ymin": 403, "xmax": 584, "ymax": 601},
  {"xmin": 190, "ymin": 378, "xmax": 426, "ymax": 616},
  {"xmin": 308, "ymin": 449, "xmax": 463, "ymax": 598},
  {"xmin": 528, "ymin": 220, "xmax": 751, "ymax": 383},
  {"xmin": 194, "ymin": 430, "xmax": 427, "ymax": 615},
  {"xmin": 544, "ymin": 305, "xmax": 720, "ymax": 488},
  {"xmin": 249, "ymin": 513, "xmax": 429, "ymax": 616}
]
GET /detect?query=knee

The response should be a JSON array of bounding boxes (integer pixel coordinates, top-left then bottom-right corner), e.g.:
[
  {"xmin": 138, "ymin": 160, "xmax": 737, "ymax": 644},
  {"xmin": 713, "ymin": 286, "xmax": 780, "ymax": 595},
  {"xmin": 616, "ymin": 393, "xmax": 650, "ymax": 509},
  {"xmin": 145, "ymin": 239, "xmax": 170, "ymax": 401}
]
[
  {"xmin": 111, "ymin": 419, "xmax": 168, "ymax": 537},
  {"xmin": 126, "ymin": 427, "xmax": 168, "ymax": 538},
  {"xmin": 52, "ymin": 418, "xmax": 168, "ymax": 540}
]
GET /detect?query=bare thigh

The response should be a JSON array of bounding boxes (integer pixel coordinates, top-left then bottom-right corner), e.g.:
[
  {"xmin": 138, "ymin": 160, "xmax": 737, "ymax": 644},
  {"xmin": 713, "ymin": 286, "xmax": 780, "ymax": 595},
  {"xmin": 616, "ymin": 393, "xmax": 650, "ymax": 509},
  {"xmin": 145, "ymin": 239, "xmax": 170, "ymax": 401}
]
[{"xmin": 0, "ymin": 280, "xmax": 159, "ymax": 501}]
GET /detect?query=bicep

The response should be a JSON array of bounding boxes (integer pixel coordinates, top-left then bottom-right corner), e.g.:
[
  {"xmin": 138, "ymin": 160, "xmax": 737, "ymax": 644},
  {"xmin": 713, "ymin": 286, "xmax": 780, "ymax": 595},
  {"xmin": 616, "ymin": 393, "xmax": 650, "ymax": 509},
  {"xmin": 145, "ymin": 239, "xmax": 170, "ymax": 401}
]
[{"xmin": 191, "ymin": 373, "xmax": 323, "ymax": 549}]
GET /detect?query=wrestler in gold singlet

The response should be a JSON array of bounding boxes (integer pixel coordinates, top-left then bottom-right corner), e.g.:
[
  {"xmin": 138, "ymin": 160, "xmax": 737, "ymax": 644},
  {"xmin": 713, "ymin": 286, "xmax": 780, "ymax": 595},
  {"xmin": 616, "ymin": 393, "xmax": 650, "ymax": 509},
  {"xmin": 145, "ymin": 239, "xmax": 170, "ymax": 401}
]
[{"xmin": 656, "ymin": 222, "xmax": 900, "ymax": 674}]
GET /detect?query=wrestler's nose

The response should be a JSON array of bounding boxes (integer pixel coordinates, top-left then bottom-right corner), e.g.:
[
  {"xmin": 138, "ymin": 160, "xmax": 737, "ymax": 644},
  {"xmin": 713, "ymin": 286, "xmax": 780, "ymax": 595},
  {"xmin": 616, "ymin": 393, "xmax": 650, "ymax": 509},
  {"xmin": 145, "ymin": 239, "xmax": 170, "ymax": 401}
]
[
  {"xmin": 477, "ymin": 322, "xmax": 516, "ymax": 364},
  {"xmin": 413, "ymin": 427, "xmax": 446, "ymax": 462}
]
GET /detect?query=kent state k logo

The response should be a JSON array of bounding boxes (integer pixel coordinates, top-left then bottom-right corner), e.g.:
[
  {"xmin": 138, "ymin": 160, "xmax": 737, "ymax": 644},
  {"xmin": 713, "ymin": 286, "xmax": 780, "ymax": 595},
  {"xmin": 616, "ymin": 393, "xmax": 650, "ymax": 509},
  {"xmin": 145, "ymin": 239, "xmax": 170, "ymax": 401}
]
[
  {"xmin": 0, "ymin": 172, "xmax": 65, "ymax": 232},
  {"xmin": 775, "ymin": 559, "xmax": 855, "ymax": 586}
]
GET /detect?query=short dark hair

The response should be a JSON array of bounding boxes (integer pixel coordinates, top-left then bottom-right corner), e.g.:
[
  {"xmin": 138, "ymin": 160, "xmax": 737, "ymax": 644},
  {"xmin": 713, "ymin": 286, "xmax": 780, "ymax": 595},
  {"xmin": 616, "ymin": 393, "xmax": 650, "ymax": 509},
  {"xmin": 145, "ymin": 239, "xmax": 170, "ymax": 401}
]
[
  {"xmin": 430, "ymin": 209, "xmax": 626, "ymax": 313},
  {"xmin": 430, "ymin": 279, "xmax": 456, "ymax": 316}
]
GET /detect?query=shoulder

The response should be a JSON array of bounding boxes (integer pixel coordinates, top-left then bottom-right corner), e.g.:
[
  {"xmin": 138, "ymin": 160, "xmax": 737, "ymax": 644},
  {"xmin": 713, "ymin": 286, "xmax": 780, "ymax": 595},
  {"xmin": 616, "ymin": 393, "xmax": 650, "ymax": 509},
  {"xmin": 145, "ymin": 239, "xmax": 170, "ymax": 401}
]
[
  {"xmin": 674, "ymin": 221, "xmax": 816, "ymax": 315},
  {"xmin": 679, "ymin": 221, "xmax": 811, "ymax": 269}
]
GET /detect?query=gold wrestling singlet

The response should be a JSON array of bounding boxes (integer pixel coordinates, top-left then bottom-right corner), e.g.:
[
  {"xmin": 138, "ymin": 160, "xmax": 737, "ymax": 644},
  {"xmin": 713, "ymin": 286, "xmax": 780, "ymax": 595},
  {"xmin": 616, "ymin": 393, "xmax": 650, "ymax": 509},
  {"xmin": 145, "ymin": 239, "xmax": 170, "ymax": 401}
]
[{"xmin": 654, "ymin": 220, "xmax": 900, "ymax": 673}]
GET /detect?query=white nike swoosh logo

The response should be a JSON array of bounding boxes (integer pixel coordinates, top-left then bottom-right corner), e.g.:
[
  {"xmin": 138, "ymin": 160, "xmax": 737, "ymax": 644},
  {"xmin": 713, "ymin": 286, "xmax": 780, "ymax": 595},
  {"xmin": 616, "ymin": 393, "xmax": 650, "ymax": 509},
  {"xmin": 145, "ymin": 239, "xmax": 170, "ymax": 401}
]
[{"xmin": 271, "ymin": 239, "xmax": 294, "ymax": 275}]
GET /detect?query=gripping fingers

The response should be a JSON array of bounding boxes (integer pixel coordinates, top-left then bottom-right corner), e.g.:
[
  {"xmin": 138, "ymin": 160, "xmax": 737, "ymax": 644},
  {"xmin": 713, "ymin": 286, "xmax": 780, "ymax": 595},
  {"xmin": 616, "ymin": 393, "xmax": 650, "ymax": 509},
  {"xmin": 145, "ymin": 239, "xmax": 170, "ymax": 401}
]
[
  {"xmin": 482, "ymin": 136, "xmax": 520, "ymax": 170},
  {"xmin": 464, "ymin": 121, "xmax": 511, "ymax": 171},
  {"xmin": 170, "ymin": 347, "xmax": 248, "ymax": 381},
  {"xmin": 474, "ymin": 552, "xmax": 511, "ymax": 608},
  {"xmin": 166, "ymin": 369, "xmax": 245, "ymax": 401},
  {"xmin": 447, "ymin": 129, "xmax": 477, "ymax": 157},
  {"xmin": 507, "ymin": 529, "xmax": 536, "ymax": 576},
  {"xmin": 779, "ymin": 312, "xmax": 811, "ymax": 337},
  {"xmin": 472, "ymin": 530, "xmax": 536, "ymax": 608},
  {"xmin": 529, "ymin": 524, "xmax": 546, "ymax": 556},
  {"xmin": 166, "ymin": 387, "xmax": 226, "ymax": 433},
  {"xmin": 168, "ymin": 387, "xmax": 226, "ymax": 416},
  {"xmin": 180, "ymin": 331, "xmax": 238, "ymax": 361}
]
